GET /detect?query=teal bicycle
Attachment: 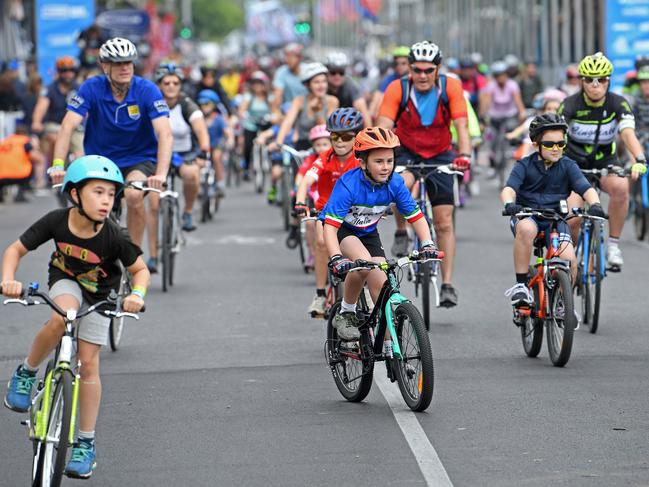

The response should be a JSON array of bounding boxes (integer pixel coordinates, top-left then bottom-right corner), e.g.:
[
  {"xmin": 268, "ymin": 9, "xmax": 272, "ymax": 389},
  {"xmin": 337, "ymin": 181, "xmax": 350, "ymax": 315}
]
[
  {"xmin": 2, "ymin": 282, "xmax": 140, "ymax": 487},
  {"xmin": 325, "ymin": 251, "xmax": 443, "ymax": 412}
]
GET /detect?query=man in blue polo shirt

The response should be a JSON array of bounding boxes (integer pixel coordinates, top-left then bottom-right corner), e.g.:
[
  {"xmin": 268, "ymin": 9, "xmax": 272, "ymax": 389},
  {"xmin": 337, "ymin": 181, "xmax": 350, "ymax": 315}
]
[{"xmin": 52, "ymin": 37, "xmax": 173, "ymax": 271}]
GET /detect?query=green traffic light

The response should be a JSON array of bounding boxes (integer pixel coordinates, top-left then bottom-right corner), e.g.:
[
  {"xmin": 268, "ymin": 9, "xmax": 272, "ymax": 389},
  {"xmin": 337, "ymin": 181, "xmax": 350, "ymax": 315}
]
[
  {"xmin": 295, "ymin": 22, "xmax": 311, "ymax": 35},
  {"xmin": 180, "ymin": 27, "xmax": 192, "ymax": 39}
]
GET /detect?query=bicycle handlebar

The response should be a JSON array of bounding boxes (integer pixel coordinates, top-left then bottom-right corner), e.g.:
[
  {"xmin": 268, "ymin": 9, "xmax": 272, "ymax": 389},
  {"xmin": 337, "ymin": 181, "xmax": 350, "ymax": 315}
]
[
  {"xmin": 346, "ymin": 250, "xmax": 445, "ymax": 274},
  {"xmin": 580, "ymin": 165, "xmax": 629, "ymax": 178},
  {"xmin": 397, "ymin": 162, "xmax": 464, "ymax": 177},
  {"xmin": 280, "ymin": 144, "xmax": 313, "ymax": 160},
  {"xmin": 501, "ymin": 207, "xmax": 602, "ymax": 221}
]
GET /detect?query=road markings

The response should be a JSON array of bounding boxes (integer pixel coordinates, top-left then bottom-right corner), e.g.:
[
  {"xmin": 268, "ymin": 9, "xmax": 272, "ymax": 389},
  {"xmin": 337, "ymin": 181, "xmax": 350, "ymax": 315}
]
[
  {"xmin": 374, "ymin": 373, "xmax": 454, "ymax": 487},
  {"xmin": 185, "ymin": 234, "xmax": 276, "ymax": 246}
]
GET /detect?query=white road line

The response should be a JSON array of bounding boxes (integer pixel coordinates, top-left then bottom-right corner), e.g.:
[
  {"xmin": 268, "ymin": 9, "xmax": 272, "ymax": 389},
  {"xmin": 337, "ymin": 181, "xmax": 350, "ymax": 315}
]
[{"xmin": 374, "ymin": 373, "xmax": 454, "ymax": 487}]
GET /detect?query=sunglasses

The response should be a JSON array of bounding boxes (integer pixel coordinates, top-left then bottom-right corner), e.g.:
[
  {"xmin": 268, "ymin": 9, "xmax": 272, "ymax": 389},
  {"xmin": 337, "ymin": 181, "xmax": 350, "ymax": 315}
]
[
  {"xmin": 162, "ymin": 80, "xmax": 180, "ymax": 86},
  {"xmin": 539, "ymin": 140, "xmax": 567, "ymax": 150},
  {"xmin": 330, "ymin": 132, "xmax": 355, "ymax": 142},
  {"xmin": 412, "ymin": 66, "xmax": 436, "ymax": 75},
  {"xmin": 328, "ymin": 70, "xmax": 345, "ymax": 76},
  {"xmin": 58, "ymin": 68, "xmax": 76, "ymax": 73},
  {"xmin": 582, "ymin": 76, "xmax": 609, "ymax": 84}
]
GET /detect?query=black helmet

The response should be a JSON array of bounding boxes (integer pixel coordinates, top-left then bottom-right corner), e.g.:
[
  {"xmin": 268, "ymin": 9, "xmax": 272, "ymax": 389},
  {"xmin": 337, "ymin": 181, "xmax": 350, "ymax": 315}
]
[{"xmin": 529, "ymin": 113, "xmax": 568, "ymax": 141}]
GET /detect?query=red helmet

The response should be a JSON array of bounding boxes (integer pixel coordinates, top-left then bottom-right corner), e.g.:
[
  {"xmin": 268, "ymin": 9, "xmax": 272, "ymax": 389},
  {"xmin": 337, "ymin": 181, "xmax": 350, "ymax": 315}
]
[{"xmin": 353, "ymin": 127, "xmax": 400, "ymax": 153}]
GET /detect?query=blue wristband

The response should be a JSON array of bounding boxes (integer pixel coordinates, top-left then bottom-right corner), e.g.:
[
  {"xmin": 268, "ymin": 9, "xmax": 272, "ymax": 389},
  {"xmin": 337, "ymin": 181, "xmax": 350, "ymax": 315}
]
[{"xmin": 131, "ymin": 289, "xmax": 145, "ymax": 299}]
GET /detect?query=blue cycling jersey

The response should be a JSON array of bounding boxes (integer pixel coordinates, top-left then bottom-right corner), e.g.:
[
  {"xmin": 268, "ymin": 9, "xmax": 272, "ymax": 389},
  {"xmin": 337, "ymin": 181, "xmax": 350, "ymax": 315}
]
[
  {"xmin": 68, "ymin": 75, "xmax": 170, "ymax": 169},
  {"xmin": 321, "ymin": 168, "xmax": 423, "ymax": 236}
]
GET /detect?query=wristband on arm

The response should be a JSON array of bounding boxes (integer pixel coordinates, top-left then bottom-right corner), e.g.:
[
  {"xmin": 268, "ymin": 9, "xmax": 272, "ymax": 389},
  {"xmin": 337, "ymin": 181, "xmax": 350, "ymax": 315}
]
[{"xmin": 131, "ymin": 285, "xmax": 147, "ymax": 299}]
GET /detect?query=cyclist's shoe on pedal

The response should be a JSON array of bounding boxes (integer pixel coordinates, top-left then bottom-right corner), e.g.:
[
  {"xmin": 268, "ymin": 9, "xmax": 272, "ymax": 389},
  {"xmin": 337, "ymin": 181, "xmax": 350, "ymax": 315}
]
[
  {"xmin": 182, "ymin": 212, "xmax": 197, "ymax": 232},
  {"xmin": 606, "ymin": 245, "xmax": 623, "ymax": 272},
  {"xmin": 4, "ymin": 365, "xmax": 36, "ymax": 413},
  {"xmin": 504, "ymin": 283, "xmax": 533, "ymax": 308},
  {"xmin": 146, "ymin": 257, "xmax": 158, "ymax": 274},
  {"xmin": 308, "ymin": 295, "xmax": 326, "ymax": 317},
  {"xmin": 267, "ymin": 187, "xmax": 277, "ymax": 205},
  {"xmin": 65, "ymin": 439, "xmax": 97, "ymax": 479},
  {"xmin": 285, "ymin": 225, "xmax": 299, "ymax": 249},
  {"xmin": 333, "ymin": 311, "xmax": 360, "ymax": 340},
  {"xmin": 439, "ymin": 284, "xmax": 459, "ymax": 308},
  {"xmin": 391, "ymin": 231, "xmax": 410, "ymax": 257}
]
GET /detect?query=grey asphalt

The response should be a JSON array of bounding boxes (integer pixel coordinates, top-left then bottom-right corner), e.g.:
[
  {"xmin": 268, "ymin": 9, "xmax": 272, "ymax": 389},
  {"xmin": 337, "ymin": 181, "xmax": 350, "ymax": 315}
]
[{"xmin": 0, "ymin": 177, "xmax": 648, "ymax": 487}]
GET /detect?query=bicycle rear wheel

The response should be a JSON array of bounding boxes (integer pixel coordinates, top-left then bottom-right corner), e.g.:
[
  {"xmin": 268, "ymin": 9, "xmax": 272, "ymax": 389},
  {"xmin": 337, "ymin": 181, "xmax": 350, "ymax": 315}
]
[
  {"xmin": 200, "ymin": 177, "xmax": 211, "ymax": 223},
  {"xmin": 394, "ymin": 302, "xmax": 434, "ymax": 412},
  {"xmin": 546, "ymin": 268, "xmax": 576, "ymax": 367},
  {"xmin": 281, "ymin": 172, "xmax": 291, "ymax": 231},
  {"xmin": 325, "ymin": 302, "xmax": 373, "ymax": 402},
  {"xmin": 109, "ymin": 264, "xmax": 130, "ymax": 351},
  {"xmin": 34, "ymin": 370, "xmax": 72, "ymax": 487}
]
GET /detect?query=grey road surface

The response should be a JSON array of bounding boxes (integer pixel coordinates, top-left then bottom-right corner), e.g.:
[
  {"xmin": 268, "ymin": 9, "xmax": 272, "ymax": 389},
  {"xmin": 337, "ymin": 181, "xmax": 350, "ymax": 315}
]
[{"xmin": 0, "ymin": 178, "xmax": 647, "ymax": 487}]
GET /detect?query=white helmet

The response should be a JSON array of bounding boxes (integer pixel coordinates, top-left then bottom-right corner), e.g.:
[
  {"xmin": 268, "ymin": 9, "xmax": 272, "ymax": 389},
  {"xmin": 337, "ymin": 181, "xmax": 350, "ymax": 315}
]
[
  {"xmin": 325, "ymin": 52, "xmax": 349, "ymax": 70},
  {"xmin": 491, "ymin": 61, "xmax": 507, "ymax": 75},
  {"xmin": 300, "ymin": 62, "xmax": 328, "ymax": 84},
  {"xmin": 99, "ymin": 37, "xmax": 138, "ymax": 63},
  {"xmin": 408, "ymin": 41, "xmax": 442, "ymax": 65}
]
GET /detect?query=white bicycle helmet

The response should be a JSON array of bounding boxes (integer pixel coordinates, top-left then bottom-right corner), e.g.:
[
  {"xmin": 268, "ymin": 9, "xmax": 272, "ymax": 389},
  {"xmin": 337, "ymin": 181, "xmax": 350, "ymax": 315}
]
[
  {"xmin": 300, "ymin": 62, "xmax": 328, "ymax": 84},
  {"xmin": 325, "ymin": 52, "xmax": 349, "ymax": 70},
  {"xmin": 491, "ymin": 61, "xmax": 507, "ymax": 75},
  {"xmin": 99, "ymin": 37, "xmax": 138, "ymax": 63},
  {"xmin": 408, "ymin": 41, "xmax": 442, "ymax": 65}
]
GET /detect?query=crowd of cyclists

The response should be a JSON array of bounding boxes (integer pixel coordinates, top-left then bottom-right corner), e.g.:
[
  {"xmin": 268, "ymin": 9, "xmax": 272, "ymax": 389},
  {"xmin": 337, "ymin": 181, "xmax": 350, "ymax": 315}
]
[{"xmin": 1, "ymin": 33, "xmax": 648, "ymax": 479}]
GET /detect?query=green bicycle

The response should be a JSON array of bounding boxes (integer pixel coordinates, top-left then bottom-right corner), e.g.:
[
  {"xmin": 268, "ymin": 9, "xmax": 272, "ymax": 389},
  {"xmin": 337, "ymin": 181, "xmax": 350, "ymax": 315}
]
[
  {"xmin": 2, "ymin": 283, "xmax": 140, "ymax": 487},
  {"xmin": 325, "ymin": 251, "xmax": 442, "ymax": 412}
]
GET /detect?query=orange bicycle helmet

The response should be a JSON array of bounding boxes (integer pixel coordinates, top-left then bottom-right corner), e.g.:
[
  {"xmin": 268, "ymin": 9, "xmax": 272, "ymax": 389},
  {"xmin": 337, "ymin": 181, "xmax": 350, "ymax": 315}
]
[
  {"xmin": 56, "ymin": 56, "xmax": 78, "ymax": 70},
  {"xmin": 353, "ymin": 127, "xmax": 400, "ymax": 154}
]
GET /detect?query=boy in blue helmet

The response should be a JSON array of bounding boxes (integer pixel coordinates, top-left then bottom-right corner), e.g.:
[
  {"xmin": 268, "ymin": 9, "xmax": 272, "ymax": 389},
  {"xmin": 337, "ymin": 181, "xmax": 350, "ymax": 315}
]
[{"xmin": 1, "ymin": 155, "xmax": 149, "ymax": 479}]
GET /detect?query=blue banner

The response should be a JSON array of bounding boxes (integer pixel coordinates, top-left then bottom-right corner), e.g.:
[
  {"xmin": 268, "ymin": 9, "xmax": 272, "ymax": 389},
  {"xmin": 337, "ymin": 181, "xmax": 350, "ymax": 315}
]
[
  {"xmin": 605, "ymin": 0, "xmax": 649, "ymax": 92},
  {"xmin": 95, "ymin": 9, "xmax": 150, "ymax": 43},
  {"xmin": 35, "ymin": 0, "xmax": 95, "ymax": 85}
]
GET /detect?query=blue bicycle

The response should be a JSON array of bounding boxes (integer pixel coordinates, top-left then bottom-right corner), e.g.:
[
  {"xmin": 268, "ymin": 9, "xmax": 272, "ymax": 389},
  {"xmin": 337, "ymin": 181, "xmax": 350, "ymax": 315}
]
[{"xmin": 633, "ymin": 170, "xmax": 649, "ymax": 241}]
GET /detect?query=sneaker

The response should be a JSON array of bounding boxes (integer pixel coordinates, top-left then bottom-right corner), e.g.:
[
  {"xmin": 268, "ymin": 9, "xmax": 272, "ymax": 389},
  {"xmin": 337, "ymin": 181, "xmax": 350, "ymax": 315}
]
[
  {"xmin": 606, "ymin": 245, "xmax": 623, "ymax": 271},
  {"xmin": 4, "ymin": 365, "xmax": 36, "ymax": 413},
  {"xmin": 439, "ymin": 284, "xmax": 458, "ymax": 308},
  {"xmin": 504, "ymin": 283, "xmax": 534, "ymax": 308},
  {"xmin": 146, "ymin": 257, "xmax": 158, "ymax": 274},
  {"xmin": 307, "ymin": 295, "xmax": 326, "ymax": 316},
  {"xmin": 285, "ymin": 225, "xmax": 299, "ymax": 249},
  {"xmin": 65, "ymin": 439, "xmax": 97, "ymax": 479},
  {"xmin": 267, "ymin": 186, "xmax": 277, "ymax": 204},
  {"xmin": 391, "ymin": 232, "xmax": 409, "ymax": 257},
  {"xmin": 333, "ymin": 311, "xmax": 360, "ymax": 340},
  {"xmin": 181, "ymin": 212, "xmax": 197, "ymax": 232}
]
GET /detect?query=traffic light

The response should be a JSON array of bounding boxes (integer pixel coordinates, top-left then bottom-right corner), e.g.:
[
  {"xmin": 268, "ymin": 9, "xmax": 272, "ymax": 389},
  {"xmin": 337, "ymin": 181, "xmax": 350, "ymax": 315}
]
[
  {"xmin": 179, "ymin": 26, "xmax": 192, "ymax": 39},
  {"xmin": 294, "ymin": 21, "xmax": 311, "ymax": 36}
]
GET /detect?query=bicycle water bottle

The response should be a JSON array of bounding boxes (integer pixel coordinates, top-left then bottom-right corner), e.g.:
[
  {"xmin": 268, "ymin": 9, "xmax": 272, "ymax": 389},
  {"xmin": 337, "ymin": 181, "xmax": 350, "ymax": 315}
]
[
  {"xmin": 383, "ymin": 340, "xmax": 393, "ymax": 358},
  {"xmin": 550, "ymin": 230, "xmax": 560, "ymax": 251}
]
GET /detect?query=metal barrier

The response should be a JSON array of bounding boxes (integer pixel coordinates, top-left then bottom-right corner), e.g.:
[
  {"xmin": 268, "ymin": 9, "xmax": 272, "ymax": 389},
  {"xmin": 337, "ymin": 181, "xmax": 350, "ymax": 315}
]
[{"xmin": 0, "ymin": 111, "xmax": 24, "ymax": 139}]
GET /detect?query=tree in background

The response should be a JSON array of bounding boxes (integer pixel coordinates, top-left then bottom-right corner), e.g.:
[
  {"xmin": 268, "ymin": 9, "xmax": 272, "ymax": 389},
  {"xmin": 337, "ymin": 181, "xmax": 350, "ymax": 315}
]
[{"xmin": 193, "ymin": 0, "xmax": 244, "ymax": 40}]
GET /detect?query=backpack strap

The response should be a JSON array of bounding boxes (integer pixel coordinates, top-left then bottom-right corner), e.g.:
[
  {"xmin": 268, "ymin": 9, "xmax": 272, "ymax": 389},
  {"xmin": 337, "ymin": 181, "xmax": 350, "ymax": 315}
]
[{"xmin": 394, "ymin": 74, "xmax": 449, "ymax": 125}]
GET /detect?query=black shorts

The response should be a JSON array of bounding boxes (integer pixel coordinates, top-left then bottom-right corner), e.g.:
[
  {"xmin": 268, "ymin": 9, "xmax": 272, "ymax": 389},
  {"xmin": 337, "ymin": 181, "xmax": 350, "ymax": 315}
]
[
  {"xmin": 336, "ymin": 226, "xmax": 386, "ymax": 258},
  {"xmin": 396, "ymin": 147, "xmax": 456, "ymax": 207},
  {"xmin": 121, "ymin": 161, "xmax": 157, "ymax": 179}
]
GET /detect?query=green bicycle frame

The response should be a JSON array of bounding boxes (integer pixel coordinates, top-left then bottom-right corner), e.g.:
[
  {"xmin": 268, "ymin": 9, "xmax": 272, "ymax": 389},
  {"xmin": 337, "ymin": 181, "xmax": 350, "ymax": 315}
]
[{"xmin": 376, "ymin": 262, "xmax": 410, "ymax": 359}]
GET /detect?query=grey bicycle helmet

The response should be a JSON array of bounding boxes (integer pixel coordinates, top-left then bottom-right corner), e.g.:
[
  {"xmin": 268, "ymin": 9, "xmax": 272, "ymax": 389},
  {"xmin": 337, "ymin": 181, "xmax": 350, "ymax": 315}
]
[
  {"xmin": 154, "ymin": 63, "xmax": 184, "ymax": 83},
  {"xmin": 300, "ymin": 62, "xmax": 328, "ymax": 84},
  {"xmin": 99, "ymin": 37, "xmax": 138, "ymax": 63}
]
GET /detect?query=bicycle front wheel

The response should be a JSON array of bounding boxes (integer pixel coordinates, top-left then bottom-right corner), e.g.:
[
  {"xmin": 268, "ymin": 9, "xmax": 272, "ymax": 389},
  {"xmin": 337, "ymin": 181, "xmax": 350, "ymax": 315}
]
[
  {"xmin": 34, "ymin": 370, "xmax": 73, "ymax": 487},
  {"xmin": 109, "ymin": 265, "xmax": 130, "ymax": 351},
  {"xmin": 420, "ymin": 262, "xmax": 431, "ymax": 331},
  {"xmin": 394, "ymin": 302, "xmax": 434, "ymax": 412},
  {"xmin": 586, "ymin": 227, "xmax": 603, "ymax": 334},
  {"xmin": 160, "ymin": 200, "xmax": 172, "ymax": 292},
  {"xmin": 633, "ymin": 184, "xmax": 646, "ymax": 240},
  {"xmin": 546, "ymin": 268, "xmax": 576, "ymax": 367},
  {"xmin": 325, "ymin": 302, "xmax": 373, "ymax": 402}
]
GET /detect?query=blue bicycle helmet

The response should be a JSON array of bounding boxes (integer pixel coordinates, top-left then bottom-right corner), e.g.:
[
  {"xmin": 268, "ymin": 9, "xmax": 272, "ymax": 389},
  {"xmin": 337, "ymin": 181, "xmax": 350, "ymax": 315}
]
[
  {"xmin": 62, "ymin": 155, "xmax": 124, "ymax": 194},
  {"xmin": 197, "ymin": 89, "xmax": 221, "ymax": 105},
  {"xmin": 326, "ymin": 107, "xmax": 364, "ymax": 133}
]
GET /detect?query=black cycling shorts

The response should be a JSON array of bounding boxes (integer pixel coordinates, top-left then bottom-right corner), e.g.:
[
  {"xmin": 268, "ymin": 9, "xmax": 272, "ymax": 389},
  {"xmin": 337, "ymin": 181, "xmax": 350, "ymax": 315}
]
[
  {"xmin": 336, "ymin": 226, "xmax": 385, "ymax": 258},
  {"xmin": 396, "ymin": 147, "xmax": 456, "ymax": 207},
  {"xmin": 121, "ymin": 161, "xmax": 156, "ymax": 179}
]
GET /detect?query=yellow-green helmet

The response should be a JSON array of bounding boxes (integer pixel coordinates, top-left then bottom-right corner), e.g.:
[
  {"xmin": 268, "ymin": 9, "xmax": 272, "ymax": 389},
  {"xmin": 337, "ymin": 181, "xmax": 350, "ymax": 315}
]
[
  {"xmin": 392, "ymin": 46, "xmax": 410, "ymax": 59},
  {"xmin": 578, "ymin": 52, "xmax": 613, "ymax": 77}
]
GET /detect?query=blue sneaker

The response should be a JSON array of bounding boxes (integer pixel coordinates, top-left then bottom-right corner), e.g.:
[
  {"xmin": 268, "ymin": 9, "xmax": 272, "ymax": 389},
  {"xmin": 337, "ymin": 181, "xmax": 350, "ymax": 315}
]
[
  {"xmin": 4, "ymin": 365, "xmax": 36, "ymax": 413},
  {"xmin": 182, "ymin": 212, "xmax": 196, "ymax": 232},
  {"xmin": 65, "ymin": 439, "xmax": 97, "ymax": 479}
]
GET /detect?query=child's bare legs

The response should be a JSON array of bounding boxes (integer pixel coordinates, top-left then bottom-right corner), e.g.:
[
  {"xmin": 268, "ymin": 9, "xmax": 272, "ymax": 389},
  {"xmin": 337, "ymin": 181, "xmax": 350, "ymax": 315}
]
[{"xmin": 77, "ymin": 339, "xmax": 101, "ymax": 432}]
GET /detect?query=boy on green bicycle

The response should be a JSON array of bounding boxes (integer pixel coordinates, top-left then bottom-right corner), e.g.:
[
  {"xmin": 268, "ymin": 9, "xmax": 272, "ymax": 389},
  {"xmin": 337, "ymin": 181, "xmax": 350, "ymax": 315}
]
[
  {"xmin": 321, "ymin": 127, "xmax": 440, "ymax": 340},
  {"xmin": 500, "ymin": 114, "xmax": 604, "ymax": 310},
  {"xmin": 1, "ymin": 155, "xmax": 149, "ymax": 479}
]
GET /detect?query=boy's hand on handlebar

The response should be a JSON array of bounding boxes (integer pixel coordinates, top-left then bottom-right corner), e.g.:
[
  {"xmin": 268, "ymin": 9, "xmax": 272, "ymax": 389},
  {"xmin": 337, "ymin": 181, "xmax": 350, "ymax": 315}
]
[
  {"xmin": 588, "ymin": 203, "xmax": 606, "ymax": 218},
  {"xmin": 294, "ymin": 202, "xmax": 309, "ymax": 216},
  {"xmin": 122, "ymin": 293, "xmax": 144, "ymax": 313},
  {"xmin": 0, "ymin": 280, "xmax": 22, "ymax": 298},
  {"xmin": 420, "ymin": 245, "xmax": 443, "ymax": 260},
  {"xmin": 328, "ymin": 254, "xmax": 353, "ymax": 277},
  {"xmin": 503, "ymin": 202, "xmax": 523, "ymax": 216},
  {"xmin": 147, "ymin": 174, "xmax": 166, "ymax": 190},
  {"xmin": 452, "ymin": 155, "xmax": 471, "ymax": 171}
]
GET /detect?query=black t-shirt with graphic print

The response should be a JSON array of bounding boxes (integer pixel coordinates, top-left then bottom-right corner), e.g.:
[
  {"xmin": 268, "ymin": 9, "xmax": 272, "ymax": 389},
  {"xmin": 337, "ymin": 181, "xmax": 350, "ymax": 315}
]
[{"xmin": 19, "ymin": 208, "xmax": 142, "ymax": 304}]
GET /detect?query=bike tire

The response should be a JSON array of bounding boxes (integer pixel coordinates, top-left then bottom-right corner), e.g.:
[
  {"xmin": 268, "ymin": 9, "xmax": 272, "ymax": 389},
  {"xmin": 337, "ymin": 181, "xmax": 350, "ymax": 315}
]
[
  {"xmin": 109, "ymin": 264, "xmax": 130, "ymax": 351},
  {"xmin": 521, "ymin": 279, "xmax": 543, "ymax": 358},
  {"xmin": 169, "ymin": 204, "xmax": 178, "ymax": 287},
  {"xmin": 200, "ymin": 179, "xmax": 210, "ymax": 223},
  {"xmin": 393, "ymin": 302, "xmax": 434, "ymax": 412},
  {"xmin": 633, "ymin": 185, "xmax": 646, "ymax": 240},
  {"xmin": 325, "ymin": 302, "xmax": 373, "ymax": 402},
  {"xmin": 36, "ymin": 370, "xmax": 73, "ymax": 487},
  {"xmin": 281, "ymin": 173, "xmax": 291, "ymax": 231},
  {"xmin": 297, "ymin": 229, "xmax": 308, "ymax": 273},
  {"xmin": 587, "ymin": 227, "xmax": 603, "ymax": 334},
  {"xmin": 160, "ymin": 201, "xmax": 171, "ymax": 293},
  {"xmin": 31, "ymin": 359, "xmax": 54, "ymax": 486},
  {"xmin": 546, "ymin": 268, "xmax": 576, "ymax": 367},
  {"xmin": 420, "ymin": 262, "xmax": 431, "ymax": 331}
]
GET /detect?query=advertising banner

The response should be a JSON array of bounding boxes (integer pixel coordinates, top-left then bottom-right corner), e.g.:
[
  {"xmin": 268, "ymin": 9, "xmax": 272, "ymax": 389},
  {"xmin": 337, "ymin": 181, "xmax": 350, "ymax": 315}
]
[
  {"xmin": 605, "ymin": 0, "xmax": 649, "ymax": 92},
  {"xmin": 35, "ymin": 0, "xmax": 95, "ymax": 84}
]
